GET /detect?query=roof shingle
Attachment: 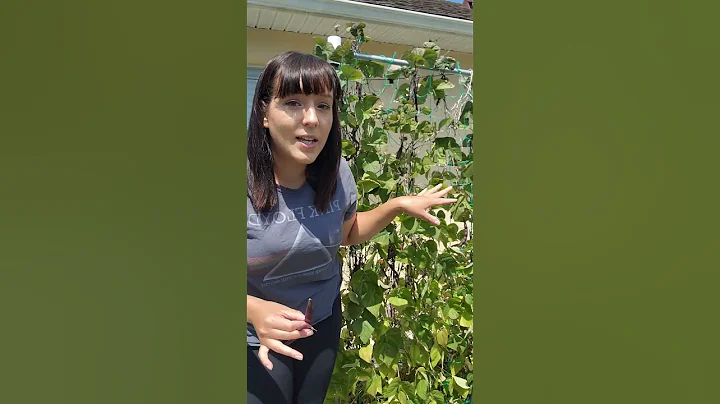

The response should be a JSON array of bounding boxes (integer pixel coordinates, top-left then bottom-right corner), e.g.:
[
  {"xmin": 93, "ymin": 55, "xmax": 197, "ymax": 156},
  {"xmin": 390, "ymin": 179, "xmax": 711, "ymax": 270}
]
[{"xmin": 351, "ymin": 0, "xmax": 473, "ymax": 21}]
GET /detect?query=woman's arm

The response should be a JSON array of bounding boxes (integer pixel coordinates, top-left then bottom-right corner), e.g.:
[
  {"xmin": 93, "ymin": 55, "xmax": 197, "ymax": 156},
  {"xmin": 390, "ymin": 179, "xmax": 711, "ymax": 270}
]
[{"xmin": 342, "ymin": 184, "xmax": 456, "ymax": 246}]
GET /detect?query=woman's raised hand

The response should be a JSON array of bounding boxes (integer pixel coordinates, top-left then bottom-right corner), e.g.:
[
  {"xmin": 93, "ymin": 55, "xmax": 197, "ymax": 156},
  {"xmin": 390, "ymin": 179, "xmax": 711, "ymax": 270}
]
[{"xmin": 398, "ymin": 184, "xmax": 457, "ymax": 225}]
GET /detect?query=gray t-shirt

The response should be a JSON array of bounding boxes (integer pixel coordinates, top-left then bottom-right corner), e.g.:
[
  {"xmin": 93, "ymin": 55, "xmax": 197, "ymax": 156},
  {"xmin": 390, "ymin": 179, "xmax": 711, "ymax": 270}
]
[{"xmin": 247, "ymin": 158, "xmax": 357, "ymax": 346}]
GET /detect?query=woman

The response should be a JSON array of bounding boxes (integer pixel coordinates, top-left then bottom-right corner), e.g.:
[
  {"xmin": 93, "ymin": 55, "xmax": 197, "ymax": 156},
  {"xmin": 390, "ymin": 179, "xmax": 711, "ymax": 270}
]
[{"xmin": 247, "ymin": 51, "xmax": 455, "ymax": 404}]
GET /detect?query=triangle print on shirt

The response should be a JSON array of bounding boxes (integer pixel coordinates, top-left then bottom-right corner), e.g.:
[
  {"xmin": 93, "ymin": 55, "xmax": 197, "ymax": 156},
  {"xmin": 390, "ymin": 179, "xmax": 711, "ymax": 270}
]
[{"xmin": 262, "ymin": 224, "xmax": 335, "ymax": 285}]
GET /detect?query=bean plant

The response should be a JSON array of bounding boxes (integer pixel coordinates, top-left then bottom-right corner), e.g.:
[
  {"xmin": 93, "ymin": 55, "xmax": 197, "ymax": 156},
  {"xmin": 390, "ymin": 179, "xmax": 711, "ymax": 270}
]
[{"xmin": 313, "ymin": 23, "xmax": 474, "ymax": 404}]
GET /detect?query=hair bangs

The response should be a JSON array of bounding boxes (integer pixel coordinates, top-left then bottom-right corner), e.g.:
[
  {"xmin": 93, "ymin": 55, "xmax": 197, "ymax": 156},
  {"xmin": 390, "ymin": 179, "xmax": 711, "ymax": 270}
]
[{"xmin": 274, "ymin": 55, "xmax": 340, "ymax": 102}]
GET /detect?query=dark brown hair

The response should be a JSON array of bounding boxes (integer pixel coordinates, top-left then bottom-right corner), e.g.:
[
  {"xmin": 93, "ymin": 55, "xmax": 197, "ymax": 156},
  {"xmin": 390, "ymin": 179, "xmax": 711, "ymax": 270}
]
[{"xmin": 247, "ymin": 51, "xmax": 343, "ymax": 213}]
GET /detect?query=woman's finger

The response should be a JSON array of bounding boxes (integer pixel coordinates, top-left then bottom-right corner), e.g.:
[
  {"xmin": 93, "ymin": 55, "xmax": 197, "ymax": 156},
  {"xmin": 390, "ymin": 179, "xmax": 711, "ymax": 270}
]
[
  {"xmin": 269, "ymin": 316, "xmax": 312, "ymax": 332},
  {"xmin": 432, "ymin": 198, "xmax": 458, "ymax": 206},
  {"xmin": 424, "ymin": 214, "xmax": 440, "ymax": 225},
  {"xmin": 427, "ymin": 183, "xmax": 444, "ymax": 194},
  {"xmin": 280, "ymin": 309, "xmax": 307, "ymax": 322},
  {"xmin": 266, "ymin": 339, "xmax": 304, "ymax": 361},
  {"xmin": 258, "ymin": 345, "xmax": 274, "ymax": 371},
  {"xmin": 267, "ymin": 327, "xmax": 314, "ymax": 341},
  {"xmin": 433, "ymin": 186, "xmax": 453, "ymax": 197}
]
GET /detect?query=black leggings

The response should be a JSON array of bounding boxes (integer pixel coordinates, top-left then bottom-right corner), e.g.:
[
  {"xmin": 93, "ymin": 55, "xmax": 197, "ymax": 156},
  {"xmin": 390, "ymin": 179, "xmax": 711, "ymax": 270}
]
[{"xmin": 247, "ymin": 296, "xmax": 342, "ymax": 404}]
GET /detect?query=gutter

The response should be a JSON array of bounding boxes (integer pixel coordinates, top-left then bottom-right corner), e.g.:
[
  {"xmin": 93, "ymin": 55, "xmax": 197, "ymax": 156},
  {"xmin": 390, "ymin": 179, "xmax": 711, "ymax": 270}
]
[
  {"xmin": 354, "ymin": 52, "xmax": 473, "ymax": 76},
  {"xmin": 246, "ymin": 0, "xmax": 473, "ymax": 37}
]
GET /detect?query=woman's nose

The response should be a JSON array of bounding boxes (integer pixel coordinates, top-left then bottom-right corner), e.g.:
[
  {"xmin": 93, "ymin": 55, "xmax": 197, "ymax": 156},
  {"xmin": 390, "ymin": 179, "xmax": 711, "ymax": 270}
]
[{"xmin": 302, "ymin": 107, "xmax": 319, "ymax": 127}]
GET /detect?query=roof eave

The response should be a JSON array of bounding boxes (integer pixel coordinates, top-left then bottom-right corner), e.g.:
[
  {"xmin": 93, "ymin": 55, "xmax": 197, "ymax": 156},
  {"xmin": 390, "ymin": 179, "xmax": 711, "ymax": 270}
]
[{"xmin": 246, "ymin": 0, "xmax": 473, "ymax": 37}]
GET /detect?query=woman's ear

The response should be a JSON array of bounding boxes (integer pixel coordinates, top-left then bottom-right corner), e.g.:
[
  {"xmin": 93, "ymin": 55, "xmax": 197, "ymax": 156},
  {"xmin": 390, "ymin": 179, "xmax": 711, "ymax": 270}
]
[{"xmin": 261, "ymin": 102, "xmax": 269, "ymax": 128}]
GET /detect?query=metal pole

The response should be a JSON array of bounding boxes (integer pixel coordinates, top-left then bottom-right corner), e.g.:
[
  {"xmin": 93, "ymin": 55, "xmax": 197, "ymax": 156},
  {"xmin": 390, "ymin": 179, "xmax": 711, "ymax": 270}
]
[{"xmin": 353, "ymin": 52, "xmax": 473, "ymax": 76}]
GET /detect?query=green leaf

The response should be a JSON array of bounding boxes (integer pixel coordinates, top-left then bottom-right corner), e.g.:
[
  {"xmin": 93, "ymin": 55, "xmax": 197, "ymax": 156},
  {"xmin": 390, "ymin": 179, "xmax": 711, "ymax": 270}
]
[
  {"xmin": 370, "ymin": 231, "xmax": 390, "ymax": 247},
  {"xmin": 438, "ymin": 118, "xmax": 454, "ymax": 130},
  {"xmin": 422, "ymin": 48, "xmax": 438, "ymax": 67},
  {"xmin": 416, "ymin": 378, "xmax": 429, "ymax": 400},
  {"xmin": 359, "ymin": 60, "xmax": 385, "ymax": 78},
  {"xmin": 436, "ymin": 329, "xmax": 449, "ymax": 346},
  {"xmin": 357, "ymin": 179, "xmax": 380, "ymax": 193},
  {"xmin": 397, "ymin": 83, "xmax": 410, "ymax": 98},
  {"xmin": 459, "ymin": 310, "xmax": 473, "ymax": 328},
  {"xmin": 388, "ymin": 296, "xmax": 408, "ymax": 307},
  {"xmin": 416, "ymin": 366, "xmax": 429, "ymax": 382},
  {"xmin": 416, "ymin": 120, "xmax": 431, "ymax": 134},
  {"xmin": 366, "ymin": 302, "xmax": 383, "ymax": 318},
  {"xmin": 385, "ymin": 328, "xmax": 404, "ymax": 347},
  {"xmin": 330, "ymin": 39, "xmax": 354, "ymax": 64},
  {"xmin": 385, "ymin": 378, "xmax": 400, "ymax": 397},
  {"xmin": 375, "ymin": 341, "xmax": 398, "ymax": 368},
  {"xmin": 341, "ymin": 139, "xmax": 356, "ymax": 156},
  {"xmin": 435, "ymin": 55, "xmax": 457, "ymax": 71},
  {"xmin": 434, "ymin": 136, "xmax": 460, "ymax": 149},
  {"xmin": 366, "ymin": 372, "xmax": 382, "ymax": 396},
  {"xmin": 378, "ymin": 363, "xmax": 394, "ymax": 379},
  {"xmin": 410, "ymin": 342, "xmax": 429, "ymax": 365},
  {"xmin": 400, "ymin": 217, "xmax": 420, "ymax": 234},
  {"xmin": 345, "ymin": 112, "xmax": 358, "ymax": 128},
  {"xmin": 354, "ymin": 103, "xmax": 365, "ymax": 128},
  {"xmin": 453, "ymin": 375, "xmax": 470, "ymax": 390},
  {"xmin": 363, "ymin": 159, "xmax": 382, "ymax": 174},
  {"xmin": 382, "ymin": 177, "xmax": 398, "ymax": 192},
  {"xmin": 350, "ymin": 270, "xmax": 384, "ymax": 309},
  {"xmin": 445, "ymin": 306, "xmax": 460, "ymax": 320},
  {"xmin": 436, "ymin": 80, "xmax": 455, "ymax": 90},
  {"xmin": 345, "ymin": 299, "xmax": 363, "ymax": 319},
  {"xmin": 339, "ymin": 65, "xmax": 363, "ymax": 81},
  {"xmin": 450, "ymin": 359, "xmax": 464, "ymax": 377},
  {"xmin": 359, "ymin": 320, "xmax": 375, "ymax": 344},
  {"xmin": 430, "ymin": 390, "xmax": 445, "ymax": 403},
  {"xmin": 430, "ymin": 343, "xmax": 442, "ymax": 367},
  {"xmin": 460, "ymin": 100, "xmax": 473, "ymax": 122},
  {"xmin": 418, "ymin": 77, "xmax": 431, "ymax": 98},
  {"xmin": 358, "ymin": 94, "xmax": 380, "ymax": 111},
  {"xmin": 387, "ymin": 66, "xmax": 403, "ymax": 80},
  {"xmin": 359, "ymin": 343, "xmax": 373, "ymax": 363}
]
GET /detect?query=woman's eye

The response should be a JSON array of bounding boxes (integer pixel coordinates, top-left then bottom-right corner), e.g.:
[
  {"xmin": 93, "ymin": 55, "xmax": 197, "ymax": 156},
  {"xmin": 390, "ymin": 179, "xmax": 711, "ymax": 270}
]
[
  {"xmin": 318, "ymin": 104, "xmax": 331, "ymax": 110},
  {"xmin": 284, "ymin": 100, "xmax": 301, "ymax": 107}
]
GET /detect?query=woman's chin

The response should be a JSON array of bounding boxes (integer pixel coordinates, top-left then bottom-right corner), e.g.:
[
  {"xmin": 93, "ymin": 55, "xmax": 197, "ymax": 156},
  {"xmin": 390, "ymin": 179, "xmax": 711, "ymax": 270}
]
[{"xmin": 291, "ymin": 150, "xmax": 320, "ymax": 165}]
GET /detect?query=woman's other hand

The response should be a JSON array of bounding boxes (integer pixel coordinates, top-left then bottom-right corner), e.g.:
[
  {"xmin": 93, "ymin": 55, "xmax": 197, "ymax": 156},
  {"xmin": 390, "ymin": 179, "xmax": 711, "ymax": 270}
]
[{"xmin": 247, "ymin": 297, "xmax": 314, "ymax": 370}]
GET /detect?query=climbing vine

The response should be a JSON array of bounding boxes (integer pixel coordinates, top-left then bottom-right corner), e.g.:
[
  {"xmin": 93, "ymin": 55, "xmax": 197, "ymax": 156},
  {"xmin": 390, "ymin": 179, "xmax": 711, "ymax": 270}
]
[{"xmin": 314, "ymin": 23, "xmax": 474, "ymax": 404}]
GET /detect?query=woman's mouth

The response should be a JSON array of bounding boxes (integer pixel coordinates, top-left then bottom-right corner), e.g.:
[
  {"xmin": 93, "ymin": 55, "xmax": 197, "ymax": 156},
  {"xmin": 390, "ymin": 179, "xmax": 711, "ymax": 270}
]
[{"xmin": 296, "ymin": 136, "xmax": 318, "ymax": 148}]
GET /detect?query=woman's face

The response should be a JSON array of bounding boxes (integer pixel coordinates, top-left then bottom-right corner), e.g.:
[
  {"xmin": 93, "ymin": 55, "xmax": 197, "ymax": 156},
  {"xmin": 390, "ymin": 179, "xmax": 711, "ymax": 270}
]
[{"xmin": 263, "ymin": 87, "xmax": 334, "ymax": 167}]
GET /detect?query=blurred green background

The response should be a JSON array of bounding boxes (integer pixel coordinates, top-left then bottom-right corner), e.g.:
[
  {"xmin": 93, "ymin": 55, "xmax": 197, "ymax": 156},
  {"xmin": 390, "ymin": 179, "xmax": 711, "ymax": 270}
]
[
  {"xmin": 475, "ymin": 1, "xmax": 720, "ymax": 403},
  {"xmin": 1, "ymin": 2, "xmax": 247, "ymax": 403}
]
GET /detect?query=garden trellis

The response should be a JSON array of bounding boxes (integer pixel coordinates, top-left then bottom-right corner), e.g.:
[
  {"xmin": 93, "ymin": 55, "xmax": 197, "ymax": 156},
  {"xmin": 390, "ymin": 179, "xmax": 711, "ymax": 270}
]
[
  {"xmin": 314, "ymin": 25, "xmax": 474, "ymax": 403},
  {"xmin": 322, "ymin": 45, "xmax": 474, "ymax": 208}
]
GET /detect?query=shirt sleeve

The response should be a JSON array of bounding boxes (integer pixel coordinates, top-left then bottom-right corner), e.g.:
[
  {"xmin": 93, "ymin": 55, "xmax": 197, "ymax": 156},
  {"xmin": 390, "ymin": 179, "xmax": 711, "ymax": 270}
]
[{"xmin": 339, "ymin": 158, "xmax": 358, "ymax": 221}]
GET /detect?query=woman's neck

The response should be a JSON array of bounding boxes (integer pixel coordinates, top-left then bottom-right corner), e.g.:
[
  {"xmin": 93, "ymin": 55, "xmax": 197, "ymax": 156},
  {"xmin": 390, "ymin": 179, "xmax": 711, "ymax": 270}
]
[{"xmin": 273, "ymin": 157, "xmax": 307, "ymax": 190}]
